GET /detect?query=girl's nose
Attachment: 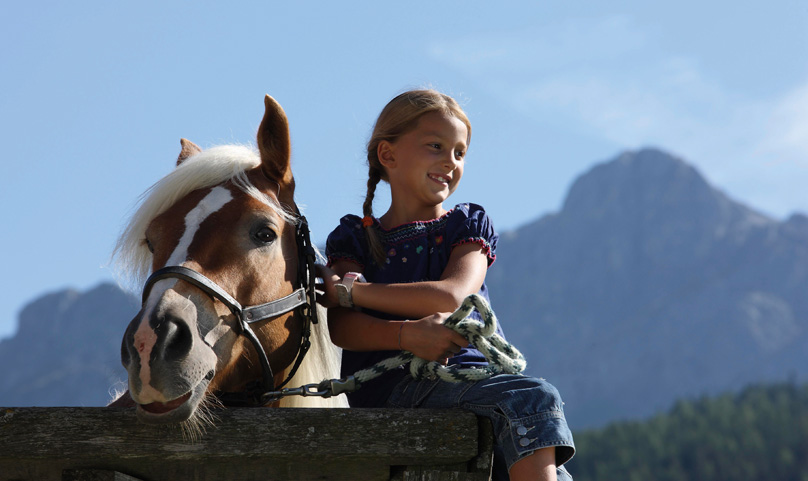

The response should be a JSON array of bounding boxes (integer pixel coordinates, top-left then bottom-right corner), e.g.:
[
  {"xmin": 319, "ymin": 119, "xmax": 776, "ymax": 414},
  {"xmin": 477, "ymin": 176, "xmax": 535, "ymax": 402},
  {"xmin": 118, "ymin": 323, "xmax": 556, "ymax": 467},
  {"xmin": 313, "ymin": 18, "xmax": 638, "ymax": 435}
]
[{"xmin": 444, "ymin": 152, "xmax": 460, "ymax": 169}]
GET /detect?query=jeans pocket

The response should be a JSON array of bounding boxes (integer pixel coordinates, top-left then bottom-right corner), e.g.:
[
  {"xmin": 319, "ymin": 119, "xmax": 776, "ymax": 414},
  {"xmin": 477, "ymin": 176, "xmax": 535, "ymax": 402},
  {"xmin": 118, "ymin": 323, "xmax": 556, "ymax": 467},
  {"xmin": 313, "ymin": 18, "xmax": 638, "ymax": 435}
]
[
  {"xmin": 386, "ymin": 377, "xmax": 441, "ymax": 408},
  {"xmin": 411, "ymin": 378, "xmax": 441, "ymax": 407}
]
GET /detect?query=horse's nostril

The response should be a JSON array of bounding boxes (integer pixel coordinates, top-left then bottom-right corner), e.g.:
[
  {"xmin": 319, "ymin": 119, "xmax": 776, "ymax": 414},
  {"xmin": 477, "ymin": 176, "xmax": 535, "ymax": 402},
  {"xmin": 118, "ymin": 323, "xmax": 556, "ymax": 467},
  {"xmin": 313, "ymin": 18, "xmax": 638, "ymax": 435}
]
[{"xmin": 153, "ymin": 310, "xmax": 194, "ymax": 362}]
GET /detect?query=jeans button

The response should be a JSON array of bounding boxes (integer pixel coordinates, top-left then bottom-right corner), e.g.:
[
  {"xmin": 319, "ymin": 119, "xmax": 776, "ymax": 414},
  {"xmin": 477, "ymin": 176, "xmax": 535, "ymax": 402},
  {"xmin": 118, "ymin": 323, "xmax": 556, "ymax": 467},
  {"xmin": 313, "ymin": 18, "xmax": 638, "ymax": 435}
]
[
  {"xmin": 516, "ymin": 426, "xmax": 528, "ymax": 436},
  {"xmin": 519, "ymin": 437, "xmax": 531, "ymax": 447}
]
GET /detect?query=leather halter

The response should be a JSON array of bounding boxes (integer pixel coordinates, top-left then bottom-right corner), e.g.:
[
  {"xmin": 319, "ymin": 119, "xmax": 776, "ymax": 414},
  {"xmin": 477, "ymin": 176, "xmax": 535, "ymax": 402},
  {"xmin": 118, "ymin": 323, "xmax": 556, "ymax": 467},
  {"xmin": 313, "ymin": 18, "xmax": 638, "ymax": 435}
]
[{"xmin": 140, "ymin": 215, "xmax": 320, "ymax": 406}]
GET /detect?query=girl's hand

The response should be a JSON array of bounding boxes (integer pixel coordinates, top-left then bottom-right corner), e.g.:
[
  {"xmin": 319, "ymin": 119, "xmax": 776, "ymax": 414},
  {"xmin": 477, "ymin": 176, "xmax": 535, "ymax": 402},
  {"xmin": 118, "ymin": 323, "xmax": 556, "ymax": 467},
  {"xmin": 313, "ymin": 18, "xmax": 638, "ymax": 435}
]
[
  {"xmin": 400, "ymin": 313, "xmax": 469, "ymax": 365},
  {"xmin": 315, "ymin": 264, "xmax": 342, "ymax": 308}
]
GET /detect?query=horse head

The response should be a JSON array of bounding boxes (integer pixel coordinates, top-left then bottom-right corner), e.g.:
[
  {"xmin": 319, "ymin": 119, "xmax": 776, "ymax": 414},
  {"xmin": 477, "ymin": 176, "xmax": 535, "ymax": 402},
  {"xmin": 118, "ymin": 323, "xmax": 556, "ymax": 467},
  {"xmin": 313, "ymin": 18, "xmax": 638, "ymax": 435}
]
[{"xmin": 113, "ymin": 96, "xmax": 342, "ymax": 428}]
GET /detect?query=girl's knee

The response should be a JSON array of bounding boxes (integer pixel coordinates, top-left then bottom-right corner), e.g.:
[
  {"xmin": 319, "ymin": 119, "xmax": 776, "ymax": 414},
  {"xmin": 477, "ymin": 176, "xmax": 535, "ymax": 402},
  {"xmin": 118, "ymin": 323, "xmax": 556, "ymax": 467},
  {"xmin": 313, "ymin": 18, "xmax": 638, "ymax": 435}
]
[
  {"xmin": 507, "ymin": 376, "xmax": 565, "ymax": 414},
  {"xmin": 533, "ymin": 378, "xmax": 565, "ymax": 412}
]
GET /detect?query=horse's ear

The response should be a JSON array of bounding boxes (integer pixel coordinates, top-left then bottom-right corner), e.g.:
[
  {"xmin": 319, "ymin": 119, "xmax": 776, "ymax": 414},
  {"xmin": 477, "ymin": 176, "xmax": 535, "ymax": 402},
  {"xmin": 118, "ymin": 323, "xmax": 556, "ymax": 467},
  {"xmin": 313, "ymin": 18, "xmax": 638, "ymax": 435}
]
[
  {"xmin": 177, "ymin": 138, "xmax": 202, "ymax": 166},
  {"xmin": 257, "ymin": 95, "xmax": 293, "ymax": 186}
]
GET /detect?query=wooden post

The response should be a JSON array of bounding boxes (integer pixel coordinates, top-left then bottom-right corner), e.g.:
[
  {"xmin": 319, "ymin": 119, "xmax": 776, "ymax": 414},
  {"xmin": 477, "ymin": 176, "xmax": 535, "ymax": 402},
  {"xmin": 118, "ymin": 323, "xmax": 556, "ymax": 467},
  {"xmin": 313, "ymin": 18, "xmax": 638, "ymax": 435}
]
[{"xmin": 0, "ymin": 407, "xmax": 493, "ymax": 481}]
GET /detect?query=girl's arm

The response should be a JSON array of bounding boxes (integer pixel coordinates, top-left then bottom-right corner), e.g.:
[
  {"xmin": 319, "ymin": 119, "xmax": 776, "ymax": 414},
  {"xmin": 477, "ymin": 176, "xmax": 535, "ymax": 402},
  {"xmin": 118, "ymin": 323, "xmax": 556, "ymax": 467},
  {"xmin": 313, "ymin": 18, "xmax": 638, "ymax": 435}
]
[
  {"xmin": 336, "ymin": 243, "xmax": 490, "ymax": 319},
  {"xmin": 327, "ymin": 306, "xmax": 466, "ymax": 362},
  {"xmin": 321, "ymin": 243, "xmax": 489, "ymax": 361}
]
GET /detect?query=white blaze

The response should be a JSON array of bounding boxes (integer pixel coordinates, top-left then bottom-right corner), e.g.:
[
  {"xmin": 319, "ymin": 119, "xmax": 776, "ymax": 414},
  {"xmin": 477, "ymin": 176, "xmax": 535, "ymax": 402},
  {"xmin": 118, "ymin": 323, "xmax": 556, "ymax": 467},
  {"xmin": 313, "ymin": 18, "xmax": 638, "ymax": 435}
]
[
  {"xmin": 168, "ymin": 186, "xmax": 234, "ymax": 266},
  {"xmin": 133, "ymin": 186, "xmax": 234, "ymax": 402}
]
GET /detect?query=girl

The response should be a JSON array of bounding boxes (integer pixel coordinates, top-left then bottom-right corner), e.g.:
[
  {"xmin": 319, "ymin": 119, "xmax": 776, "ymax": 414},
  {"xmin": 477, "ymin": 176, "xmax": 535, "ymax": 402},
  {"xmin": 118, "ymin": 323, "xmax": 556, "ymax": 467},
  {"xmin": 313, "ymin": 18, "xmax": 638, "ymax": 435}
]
[{"xmin": 321, "ymin": 89, "xmax": 575, "ymax": 481}]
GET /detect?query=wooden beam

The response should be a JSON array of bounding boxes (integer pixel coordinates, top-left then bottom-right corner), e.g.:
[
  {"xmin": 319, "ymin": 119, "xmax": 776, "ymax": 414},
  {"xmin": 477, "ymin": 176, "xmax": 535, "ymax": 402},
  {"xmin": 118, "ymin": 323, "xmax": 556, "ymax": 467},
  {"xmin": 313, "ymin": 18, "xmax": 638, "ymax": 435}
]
[{"xmin": 0, "ymin": 407, "xmax": 492, "ymax": 481}]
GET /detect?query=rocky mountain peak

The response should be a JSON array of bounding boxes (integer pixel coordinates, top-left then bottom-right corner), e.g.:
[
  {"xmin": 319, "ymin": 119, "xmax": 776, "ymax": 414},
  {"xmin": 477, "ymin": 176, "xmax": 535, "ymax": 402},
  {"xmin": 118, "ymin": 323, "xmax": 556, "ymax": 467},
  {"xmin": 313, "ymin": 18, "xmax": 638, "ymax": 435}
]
[
  {"xmin": 0, "ymin": 283, "xmax": 137, "ymax": 407},
  {"xmin": 562, "ymin": 148, "xmax": 726, "ymax": 220}
]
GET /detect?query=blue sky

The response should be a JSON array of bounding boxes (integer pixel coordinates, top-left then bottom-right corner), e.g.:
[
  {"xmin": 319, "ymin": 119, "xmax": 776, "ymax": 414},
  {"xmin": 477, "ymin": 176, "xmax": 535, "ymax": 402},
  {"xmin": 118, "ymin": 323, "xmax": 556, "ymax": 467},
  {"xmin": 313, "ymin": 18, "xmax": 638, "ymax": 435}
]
[{"xmin": 1, "ymin": 1, "xmax": 806, "ymax": 339}]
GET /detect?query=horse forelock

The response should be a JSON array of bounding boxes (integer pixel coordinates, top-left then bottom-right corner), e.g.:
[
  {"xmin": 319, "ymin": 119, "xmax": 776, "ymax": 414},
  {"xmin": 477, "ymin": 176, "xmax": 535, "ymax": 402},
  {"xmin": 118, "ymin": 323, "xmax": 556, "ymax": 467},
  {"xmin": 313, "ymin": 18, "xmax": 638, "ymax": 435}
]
[{"xmin": 114, "ymin": 144, "xmax": 297, "ymax": 288}]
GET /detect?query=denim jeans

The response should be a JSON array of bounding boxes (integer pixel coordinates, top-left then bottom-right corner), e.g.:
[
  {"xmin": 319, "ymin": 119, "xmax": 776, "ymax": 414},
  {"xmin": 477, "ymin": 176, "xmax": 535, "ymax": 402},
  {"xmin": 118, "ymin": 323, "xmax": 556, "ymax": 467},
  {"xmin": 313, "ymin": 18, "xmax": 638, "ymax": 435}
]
[{"xmin": 385, "ymin": 374, "xmax": 575, "ymax": 481}]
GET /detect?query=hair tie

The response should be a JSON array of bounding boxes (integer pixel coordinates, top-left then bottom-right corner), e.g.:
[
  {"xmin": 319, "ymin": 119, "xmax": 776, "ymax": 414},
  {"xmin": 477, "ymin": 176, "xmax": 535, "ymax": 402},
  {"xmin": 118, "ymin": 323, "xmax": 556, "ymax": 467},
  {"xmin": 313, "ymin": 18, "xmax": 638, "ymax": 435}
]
[{"xmin": 362, "ymin": 216, "xmax": 374, "ymax": 228}]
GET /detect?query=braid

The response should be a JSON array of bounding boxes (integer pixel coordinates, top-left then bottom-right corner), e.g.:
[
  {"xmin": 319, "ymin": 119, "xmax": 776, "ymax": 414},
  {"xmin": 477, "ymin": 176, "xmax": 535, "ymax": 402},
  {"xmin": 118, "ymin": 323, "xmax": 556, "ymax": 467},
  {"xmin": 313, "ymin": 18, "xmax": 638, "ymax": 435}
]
[
  {"xmin": 362, "ymin": 167, "xmax": 379, "ymax": 218},
  {"xmin": 363, "ymin": 166, "xmax": 387, "ymax": 267}
]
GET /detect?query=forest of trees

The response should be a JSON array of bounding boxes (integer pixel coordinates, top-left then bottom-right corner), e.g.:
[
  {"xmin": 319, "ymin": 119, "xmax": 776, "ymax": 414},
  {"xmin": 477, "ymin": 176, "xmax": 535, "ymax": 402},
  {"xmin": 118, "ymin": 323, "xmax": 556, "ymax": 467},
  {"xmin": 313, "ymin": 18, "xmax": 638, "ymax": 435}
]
[{"xmin": 566, "ymin": 382, "xmax": 808, "ymax": 481}]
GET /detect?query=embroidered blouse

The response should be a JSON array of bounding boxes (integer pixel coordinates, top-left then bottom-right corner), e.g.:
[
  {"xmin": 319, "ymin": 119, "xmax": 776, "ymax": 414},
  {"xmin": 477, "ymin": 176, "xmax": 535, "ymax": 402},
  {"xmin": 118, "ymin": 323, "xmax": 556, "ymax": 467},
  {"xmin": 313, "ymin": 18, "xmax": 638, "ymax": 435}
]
[{"xmin": 326, "ymin": 203, "xmax": 503, "ymax": 407}]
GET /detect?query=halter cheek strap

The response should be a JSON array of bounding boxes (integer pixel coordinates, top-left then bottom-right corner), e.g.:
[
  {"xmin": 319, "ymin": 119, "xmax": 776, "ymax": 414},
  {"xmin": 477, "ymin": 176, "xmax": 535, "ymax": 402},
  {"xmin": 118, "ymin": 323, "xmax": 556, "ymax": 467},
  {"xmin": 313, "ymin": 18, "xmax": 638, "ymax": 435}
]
[{"xmin": 143, "ymin": 267, "xmax": 307, "ymax": 322}]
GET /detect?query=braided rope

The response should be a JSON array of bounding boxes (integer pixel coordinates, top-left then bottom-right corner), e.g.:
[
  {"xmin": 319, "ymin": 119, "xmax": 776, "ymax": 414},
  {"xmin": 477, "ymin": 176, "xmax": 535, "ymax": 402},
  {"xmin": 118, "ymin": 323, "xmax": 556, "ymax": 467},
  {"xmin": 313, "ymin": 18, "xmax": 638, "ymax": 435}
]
[{"xmin": 352, "ymin": 294, "xmax": 526, "ymax": 387}]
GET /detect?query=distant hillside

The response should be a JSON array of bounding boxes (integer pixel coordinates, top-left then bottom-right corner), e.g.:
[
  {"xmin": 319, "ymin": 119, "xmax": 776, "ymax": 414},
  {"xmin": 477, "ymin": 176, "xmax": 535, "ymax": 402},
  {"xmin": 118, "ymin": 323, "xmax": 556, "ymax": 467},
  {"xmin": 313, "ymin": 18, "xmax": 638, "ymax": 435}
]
[
  {"xmin": 0, "ymin": 283, "xmax": 136, "ymax": 406},
  {"xmin": 566, "ymin": 382, "xmax": 808, "ymax": 480},
  {"xmin": 487, "ymin": 148, "xmax": 808, "ymax": 428}
]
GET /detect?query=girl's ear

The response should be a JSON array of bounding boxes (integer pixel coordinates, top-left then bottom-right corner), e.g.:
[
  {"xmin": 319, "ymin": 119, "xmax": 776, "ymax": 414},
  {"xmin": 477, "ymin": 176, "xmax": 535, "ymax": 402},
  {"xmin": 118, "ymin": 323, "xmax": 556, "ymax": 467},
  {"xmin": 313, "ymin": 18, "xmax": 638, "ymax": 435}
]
[{"xmin": 378, "ymin": 140, "xmax": 396, "ymax": 170}]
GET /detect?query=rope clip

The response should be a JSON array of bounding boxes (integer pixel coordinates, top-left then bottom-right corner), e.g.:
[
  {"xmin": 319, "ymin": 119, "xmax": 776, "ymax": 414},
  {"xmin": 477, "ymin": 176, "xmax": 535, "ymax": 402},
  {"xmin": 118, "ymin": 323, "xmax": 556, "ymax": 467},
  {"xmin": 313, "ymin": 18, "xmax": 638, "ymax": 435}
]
[{"xmin": 259, "ymin": 376, "xmax": 357, "ymax": 402}]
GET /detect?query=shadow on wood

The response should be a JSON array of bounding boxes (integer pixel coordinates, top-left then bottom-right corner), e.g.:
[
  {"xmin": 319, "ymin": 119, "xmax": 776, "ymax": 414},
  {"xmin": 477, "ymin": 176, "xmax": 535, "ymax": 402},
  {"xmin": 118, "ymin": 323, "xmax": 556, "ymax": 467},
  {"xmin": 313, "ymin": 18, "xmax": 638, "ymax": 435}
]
[{"xmin": 0, "ymin": 407, "xmax": 493, "ymax": 481}]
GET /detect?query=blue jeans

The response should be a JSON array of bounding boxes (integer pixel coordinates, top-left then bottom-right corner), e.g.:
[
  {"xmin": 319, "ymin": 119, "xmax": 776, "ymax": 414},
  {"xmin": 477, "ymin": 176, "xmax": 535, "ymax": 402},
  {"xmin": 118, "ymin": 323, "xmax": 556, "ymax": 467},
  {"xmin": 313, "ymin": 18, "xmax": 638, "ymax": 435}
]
[{"xmin": 385, "ymin": 374, "xmax": 575, "ymax": 481}]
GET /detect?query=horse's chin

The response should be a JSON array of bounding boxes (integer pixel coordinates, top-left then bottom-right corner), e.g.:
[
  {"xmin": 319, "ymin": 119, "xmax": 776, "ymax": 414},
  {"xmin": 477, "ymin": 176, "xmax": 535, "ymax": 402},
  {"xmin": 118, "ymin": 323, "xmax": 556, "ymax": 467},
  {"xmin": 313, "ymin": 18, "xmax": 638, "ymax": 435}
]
[{"xmin": 135, "ymin": 378, "xmax": 210, "ymax": 425}]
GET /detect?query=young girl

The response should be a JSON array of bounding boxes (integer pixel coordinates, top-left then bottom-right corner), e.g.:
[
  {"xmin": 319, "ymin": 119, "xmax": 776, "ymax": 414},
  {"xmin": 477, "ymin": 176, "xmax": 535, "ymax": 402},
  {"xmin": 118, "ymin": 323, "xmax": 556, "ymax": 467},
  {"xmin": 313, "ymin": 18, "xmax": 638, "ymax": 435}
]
[{"xmin": 321, "ymin": 89, "xmax": 575, "ymax": 481}]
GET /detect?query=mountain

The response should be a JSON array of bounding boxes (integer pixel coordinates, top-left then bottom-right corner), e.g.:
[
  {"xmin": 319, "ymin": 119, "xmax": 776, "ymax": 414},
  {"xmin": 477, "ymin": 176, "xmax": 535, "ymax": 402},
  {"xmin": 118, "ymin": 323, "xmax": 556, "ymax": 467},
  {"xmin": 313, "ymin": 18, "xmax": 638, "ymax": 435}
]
[
  {"xmin": 0, "ymin": 283, "xmax": 137, "ymax": 406},
  {"xmin": 487, "ymin": 147, "xmax": 808, "ymax": 428}
]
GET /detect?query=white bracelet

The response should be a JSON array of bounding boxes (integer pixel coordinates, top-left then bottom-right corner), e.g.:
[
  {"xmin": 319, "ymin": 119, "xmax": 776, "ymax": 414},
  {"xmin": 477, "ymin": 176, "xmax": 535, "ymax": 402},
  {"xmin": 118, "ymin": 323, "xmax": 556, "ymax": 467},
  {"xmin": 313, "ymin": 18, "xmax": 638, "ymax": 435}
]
[{"xmin": 335, "ymin": 272, "xmax": 366, "ymax": 308}]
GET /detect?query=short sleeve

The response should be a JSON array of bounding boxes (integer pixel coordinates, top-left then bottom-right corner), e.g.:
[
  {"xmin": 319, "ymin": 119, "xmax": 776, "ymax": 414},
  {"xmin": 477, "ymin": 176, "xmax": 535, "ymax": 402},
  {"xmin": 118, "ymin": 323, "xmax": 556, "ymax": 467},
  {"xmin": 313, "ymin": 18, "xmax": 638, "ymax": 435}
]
[
  {"xmin": 448, "ymin": 203, "xmax": 498, "ymax": 266},
  {"xmin": 326, "ymin": 215, "xmax": 368, "ymax": 269}
]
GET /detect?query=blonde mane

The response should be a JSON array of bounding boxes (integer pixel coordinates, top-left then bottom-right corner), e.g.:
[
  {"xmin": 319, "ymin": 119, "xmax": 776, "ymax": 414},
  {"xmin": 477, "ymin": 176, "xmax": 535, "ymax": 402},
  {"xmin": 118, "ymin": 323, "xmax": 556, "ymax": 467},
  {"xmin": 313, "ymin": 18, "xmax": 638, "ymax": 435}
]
[
  {"xmin": 113, "ymin": 145, "xmax": 295, "ymax": 287},
  {"xmin": 281, "ymin": 304, "xmax": 346, "ymax": 408}
]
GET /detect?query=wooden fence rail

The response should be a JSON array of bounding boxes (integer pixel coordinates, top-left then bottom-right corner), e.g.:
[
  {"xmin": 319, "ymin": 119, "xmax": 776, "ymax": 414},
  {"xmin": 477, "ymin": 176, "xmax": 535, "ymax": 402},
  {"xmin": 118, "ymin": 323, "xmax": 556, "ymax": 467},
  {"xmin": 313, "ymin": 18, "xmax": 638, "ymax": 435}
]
[{"xmin": 0, "ymin": 407, "xmax": 493, "ymax": 481}]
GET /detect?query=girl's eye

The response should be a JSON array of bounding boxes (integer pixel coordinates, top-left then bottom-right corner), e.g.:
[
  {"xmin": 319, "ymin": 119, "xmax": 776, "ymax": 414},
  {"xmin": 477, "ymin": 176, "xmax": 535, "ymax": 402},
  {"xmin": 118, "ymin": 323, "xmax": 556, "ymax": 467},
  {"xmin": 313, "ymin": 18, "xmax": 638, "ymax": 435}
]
[
  {"xmin": 429, "ymin": 143, "xmax": 441, "ymax": 150},
  {"xmin": 455, "ymin": 151, "xmax": 465, "ymax": 160},
  {"xmin": 253, "ymin": 226, "xmax": 278, "ymax": 245}
]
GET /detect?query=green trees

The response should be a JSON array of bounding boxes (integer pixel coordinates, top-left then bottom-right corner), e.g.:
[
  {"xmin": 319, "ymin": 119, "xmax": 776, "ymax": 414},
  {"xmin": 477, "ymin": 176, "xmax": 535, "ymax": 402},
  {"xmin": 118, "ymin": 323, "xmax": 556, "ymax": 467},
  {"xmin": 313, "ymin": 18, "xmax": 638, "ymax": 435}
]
[{"xmin": 567, "ymin": 383, "xmax": 808, "ymax": 481}]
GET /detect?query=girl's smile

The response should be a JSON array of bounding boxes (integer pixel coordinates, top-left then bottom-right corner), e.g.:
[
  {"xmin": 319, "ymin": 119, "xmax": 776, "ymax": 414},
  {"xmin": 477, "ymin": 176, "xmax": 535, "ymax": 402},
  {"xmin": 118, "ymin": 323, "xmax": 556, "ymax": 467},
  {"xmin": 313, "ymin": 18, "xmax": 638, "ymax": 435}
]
[{"xmin": 428, "ymin": 172, "xmax": 452, "ymax": 185}]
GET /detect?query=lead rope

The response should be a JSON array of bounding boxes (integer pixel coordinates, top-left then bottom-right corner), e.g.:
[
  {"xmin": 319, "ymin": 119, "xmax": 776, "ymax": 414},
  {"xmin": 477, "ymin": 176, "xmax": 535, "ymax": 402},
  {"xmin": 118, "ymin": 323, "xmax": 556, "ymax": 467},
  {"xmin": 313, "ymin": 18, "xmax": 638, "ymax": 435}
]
[
  {"xmin": 351, "ymin": 293, "xmax": 526, "ymax": 387},
  {"xmin": 267, "ymin": 294, "xmax": 527, "ymax": 401}
]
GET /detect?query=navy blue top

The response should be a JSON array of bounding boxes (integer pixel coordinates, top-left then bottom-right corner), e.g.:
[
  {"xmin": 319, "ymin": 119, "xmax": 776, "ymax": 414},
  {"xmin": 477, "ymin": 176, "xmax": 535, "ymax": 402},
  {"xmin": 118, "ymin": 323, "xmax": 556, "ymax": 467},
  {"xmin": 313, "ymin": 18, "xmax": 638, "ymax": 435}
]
[{"xmin": 326, "ymin": 203, "xmax": 502, "ymax": 407}]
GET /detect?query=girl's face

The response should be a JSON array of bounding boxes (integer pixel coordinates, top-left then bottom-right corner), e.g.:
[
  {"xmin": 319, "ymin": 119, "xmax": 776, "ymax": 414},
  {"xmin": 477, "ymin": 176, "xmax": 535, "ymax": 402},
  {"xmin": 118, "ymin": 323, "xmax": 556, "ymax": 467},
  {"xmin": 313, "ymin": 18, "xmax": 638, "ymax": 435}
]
[{"xmin": 380, "ymin": 111, "xmax": 469, "ymax": 217}]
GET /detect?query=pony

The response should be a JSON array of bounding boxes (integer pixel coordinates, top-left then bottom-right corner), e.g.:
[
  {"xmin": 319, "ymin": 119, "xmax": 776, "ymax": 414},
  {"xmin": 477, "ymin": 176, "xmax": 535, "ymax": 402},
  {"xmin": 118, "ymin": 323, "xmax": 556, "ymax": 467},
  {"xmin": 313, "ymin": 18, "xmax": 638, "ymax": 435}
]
[{"xmin": 110, "ymin": 95, "xmax": 347, "ymax": 433}]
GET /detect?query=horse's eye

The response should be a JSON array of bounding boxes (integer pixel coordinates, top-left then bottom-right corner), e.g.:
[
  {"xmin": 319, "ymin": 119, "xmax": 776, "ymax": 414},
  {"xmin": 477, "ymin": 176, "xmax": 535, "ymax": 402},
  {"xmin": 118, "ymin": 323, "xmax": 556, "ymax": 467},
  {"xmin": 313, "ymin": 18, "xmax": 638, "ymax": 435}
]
[
  {"xmin": 144, "ymin": 238, "xmax": 154, "ymax": 253},
  {"xmin": 254, "ymin": 226, "xmax": 277, "ymax": 245}
]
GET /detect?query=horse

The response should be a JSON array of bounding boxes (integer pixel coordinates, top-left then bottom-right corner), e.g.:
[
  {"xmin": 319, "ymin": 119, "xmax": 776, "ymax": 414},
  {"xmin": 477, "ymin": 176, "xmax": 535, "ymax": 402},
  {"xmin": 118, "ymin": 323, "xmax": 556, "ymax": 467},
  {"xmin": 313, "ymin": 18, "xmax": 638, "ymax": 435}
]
[{"xmin": 110, "ymin": 95, "xmax": 347, "ymax": 433}]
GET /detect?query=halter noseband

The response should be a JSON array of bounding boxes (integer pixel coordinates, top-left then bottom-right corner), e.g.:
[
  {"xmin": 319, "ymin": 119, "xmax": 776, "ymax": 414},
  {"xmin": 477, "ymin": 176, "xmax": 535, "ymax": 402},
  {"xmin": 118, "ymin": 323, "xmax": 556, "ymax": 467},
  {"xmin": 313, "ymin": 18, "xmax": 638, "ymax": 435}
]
[{"xmin": 140, "ymin": 215, "xmax": 320, "ymax": 406}]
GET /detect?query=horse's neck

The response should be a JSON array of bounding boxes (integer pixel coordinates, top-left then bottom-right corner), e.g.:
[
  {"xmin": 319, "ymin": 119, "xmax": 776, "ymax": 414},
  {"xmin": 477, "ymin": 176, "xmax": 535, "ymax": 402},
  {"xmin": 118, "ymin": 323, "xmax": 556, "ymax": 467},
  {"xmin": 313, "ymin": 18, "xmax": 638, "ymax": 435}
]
[{"xmin": 280, "ymin": 305, "xmax": 348, "ymax": 408}]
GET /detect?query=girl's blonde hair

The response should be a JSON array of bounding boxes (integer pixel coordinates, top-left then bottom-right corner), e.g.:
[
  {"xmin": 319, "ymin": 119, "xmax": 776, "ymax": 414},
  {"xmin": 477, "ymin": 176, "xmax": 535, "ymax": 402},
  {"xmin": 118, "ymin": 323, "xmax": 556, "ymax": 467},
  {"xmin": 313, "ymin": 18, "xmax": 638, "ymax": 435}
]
[{"xmin": 363, "ymin": 89, "xmax": 472, "ymax": 266}]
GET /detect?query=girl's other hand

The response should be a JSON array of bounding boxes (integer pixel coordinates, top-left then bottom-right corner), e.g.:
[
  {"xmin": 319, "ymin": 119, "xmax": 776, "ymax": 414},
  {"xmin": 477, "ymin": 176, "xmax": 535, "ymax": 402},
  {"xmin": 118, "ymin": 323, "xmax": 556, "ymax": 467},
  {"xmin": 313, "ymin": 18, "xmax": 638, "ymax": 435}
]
[
  {"xmin": 400, "ymin": 313, "xmax": 468, "ymax": 365},
  {"xmin": 315, "ymin": 264, "xmax": 342, "ymax": 308}
]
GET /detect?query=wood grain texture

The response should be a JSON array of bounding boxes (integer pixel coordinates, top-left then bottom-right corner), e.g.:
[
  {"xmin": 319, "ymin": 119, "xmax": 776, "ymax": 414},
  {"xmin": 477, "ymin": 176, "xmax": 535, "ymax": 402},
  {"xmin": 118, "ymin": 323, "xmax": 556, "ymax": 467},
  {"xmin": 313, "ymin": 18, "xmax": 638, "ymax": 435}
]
[{"xmin": 0, "ymin": 407, "xmax": 493, "ymax": 481}]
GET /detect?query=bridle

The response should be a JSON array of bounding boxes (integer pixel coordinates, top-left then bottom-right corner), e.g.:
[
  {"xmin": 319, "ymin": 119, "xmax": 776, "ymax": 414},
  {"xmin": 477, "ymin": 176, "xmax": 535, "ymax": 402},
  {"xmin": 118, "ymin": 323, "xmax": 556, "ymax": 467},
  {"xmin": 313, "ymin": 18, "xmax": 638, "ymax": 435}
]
[{"xmin": 140, "ymin": 215, "xmax": 319, "ymax": 407}]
